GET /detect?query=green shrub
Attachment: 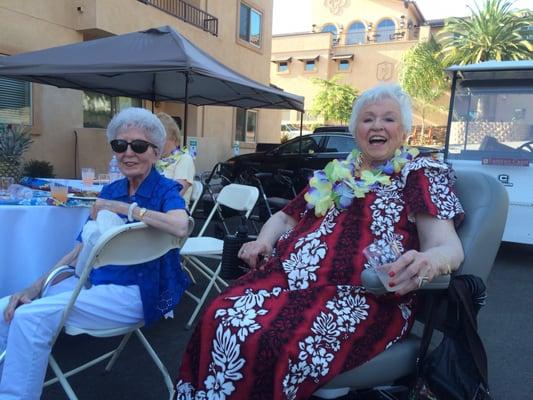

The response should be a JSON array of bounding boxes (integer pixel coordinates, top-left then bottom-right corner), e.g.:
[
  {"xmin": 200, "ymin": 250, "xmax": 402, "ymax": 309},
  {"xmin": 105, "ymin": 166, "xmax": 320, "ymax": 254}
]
[{"xmin": 22, "ymin": 159, "xmax": 55, "ymax": 178}]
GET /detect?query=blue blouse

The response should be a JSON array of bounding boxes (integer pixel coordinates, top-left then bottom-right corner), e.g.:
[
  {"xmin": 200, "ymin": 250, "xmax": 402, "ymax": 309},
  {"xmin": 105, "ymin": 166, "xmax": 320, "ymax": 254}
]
[{"xmin": 89, "ymin": 167, "xmax": 190, "ymax": 326}]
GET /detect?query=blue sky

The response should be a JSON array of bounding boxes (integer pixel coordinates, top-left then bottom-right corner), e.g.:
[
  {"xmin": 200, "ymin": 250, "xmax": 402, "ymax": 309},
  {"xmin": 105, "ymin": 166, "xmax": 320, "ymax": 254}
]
[{"xmin": 273, "ymin": 0, "xmax": 533, "ymax": 34}]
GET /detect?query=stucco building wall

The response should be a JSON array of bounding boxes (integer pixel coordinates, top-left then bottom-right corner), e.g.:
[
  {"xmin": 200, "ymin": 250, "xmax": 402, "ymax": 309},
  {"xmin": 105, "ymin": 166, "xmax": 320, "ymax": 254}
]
[
  {"xmin": 0, "ymin": 0, "xmax": 280, "ymax": 177},
  {"xmin": 271, "ymin": 0, "xmax": 448, "ymax": 133}
]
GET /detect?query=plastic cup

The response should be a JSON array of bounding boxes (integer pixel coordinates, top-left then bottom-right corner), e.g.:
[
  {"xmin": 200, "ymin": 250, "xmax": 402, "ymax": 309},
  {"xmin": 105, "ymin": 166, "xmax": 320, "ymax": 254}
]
[
  {"xmin": 50, "ymin": 181, "xmax": 69, "ymax": 203},
  {"xmin": 363, "ymin": 240, "xmax": 402, "ymax": 292},
  {"xmin": 81, "ymin": 167, "xmax": 95, "ymax": 186}
]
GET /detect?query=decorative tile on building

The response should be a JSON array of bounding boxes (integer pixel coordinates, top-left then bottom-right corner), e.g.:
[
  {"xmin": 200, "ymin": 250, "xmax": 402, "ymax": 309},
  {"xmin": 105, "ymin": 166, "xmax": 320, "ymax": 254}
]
[
  {"xmin": 376, "ymin": 61, "xmax": 394, "ymax": 81},
  {"xmin": 324, "ymin": 0, "xmax": 350, "ymax": 15}
]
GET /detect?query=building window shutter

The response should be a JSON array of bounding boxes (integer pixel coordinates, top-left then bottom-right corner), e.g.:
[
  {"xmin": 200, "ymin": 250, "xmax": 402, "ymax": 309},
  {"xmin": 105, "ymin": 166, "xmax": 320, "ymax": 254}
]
[{"xmin": 0, "ymin": 78, "xmax": 32, "ymax": 125}]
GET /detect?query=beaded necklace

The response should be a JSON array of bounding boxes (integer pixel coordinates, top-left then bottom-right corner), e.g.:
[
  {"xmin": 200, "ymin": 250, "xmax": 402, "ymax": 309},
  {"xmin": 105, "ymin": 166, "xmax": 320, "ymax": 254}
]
[{"xmin": 304, "ymin": 145, "xmax": 419, "ymax": 217}]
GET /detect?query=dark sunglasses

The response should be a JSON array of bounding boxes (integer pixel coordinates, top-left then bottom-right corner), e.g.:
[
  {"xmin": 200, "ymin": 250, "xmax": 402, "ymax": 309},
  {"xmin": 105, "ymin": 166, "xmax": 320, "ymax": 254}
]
[{"xmin": 110, "ymin": 139, "xmax": 157, "ymax": 154}]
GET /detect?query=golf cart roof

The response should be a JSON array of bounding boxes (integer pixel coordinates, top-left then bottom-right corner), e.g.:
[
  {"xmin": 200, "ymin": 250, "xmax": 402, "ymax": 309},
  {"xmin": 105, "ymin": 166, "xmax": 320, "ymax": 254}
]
[{"xmin": 446, "ymin": 60, "xmax": 533, "ymax": 82}]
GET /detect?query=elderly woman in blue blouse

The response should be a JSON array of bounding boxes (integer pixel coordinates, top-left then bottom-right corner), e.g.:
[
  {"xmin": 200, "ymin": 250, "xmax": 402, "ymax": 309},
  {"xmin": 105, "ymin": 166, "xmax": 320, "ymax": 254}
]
[{"xmin": 0, "ymin": 107, "xmax": 190, "ymax": 399}]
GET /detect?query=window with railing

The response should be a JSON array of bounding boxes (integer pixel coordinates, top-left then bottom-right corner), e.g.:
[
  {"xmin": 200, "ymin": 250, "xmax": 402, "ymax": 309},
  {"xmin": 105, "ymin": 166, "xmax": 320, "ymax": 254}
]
[
  {"xmin": 0, "ymin": 77, "xmax": 31, "ymax": 125},
  {"xmin": 346, "ymin": 22, "xmax": 366, "ymax": 45},
  {"xmin": 138, "ymin": 0, "xmax": 218, "ymax": 36},
  {"xmin": 239, "ymin": 2, "xmax": 262, "ymax": 47},
  {"xmin": 375, "ymin": 19, "xmax": 396, "ymax": 42},
  {"xmin": 83, "ymin": 92, "xmax": 142, "ymax": 128}
]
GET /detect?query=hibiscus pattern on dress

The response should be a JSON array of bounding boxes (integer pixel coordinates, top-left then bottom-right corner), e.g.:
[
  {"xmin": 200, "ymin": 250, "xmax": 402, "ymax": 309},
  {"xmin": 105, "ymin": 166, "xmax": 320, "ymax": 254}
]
[
  {"xmin": 282, "ymin": 286, "xmax": 370, "ymax": 399},
  {"xmin": 282, "ymin": 208, "xmax": 339, "ymax": 290},
  {"xmin": 175, "ymin": 287, "xmax": 283, "ymax": 400}
]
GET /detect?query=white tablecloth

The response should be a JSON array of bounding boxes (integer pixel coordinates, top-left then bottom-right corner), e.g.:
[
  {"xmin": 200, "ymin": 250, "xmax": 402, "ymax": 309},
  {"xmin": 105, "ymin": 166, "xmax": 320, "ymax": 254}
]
[{"xmin": 0, "ymin": 205, "xmax": 90, "ymax": 298}]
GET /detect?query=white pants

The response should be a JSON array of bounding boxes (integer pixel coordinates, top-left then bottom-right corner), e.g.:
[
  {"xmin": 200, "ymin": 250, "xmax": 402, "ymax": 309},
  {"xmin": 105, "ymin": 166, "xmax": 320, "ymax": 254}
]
[{"xmin": 0, "ymin": 275, "xmax": 144, "ymax": 400}]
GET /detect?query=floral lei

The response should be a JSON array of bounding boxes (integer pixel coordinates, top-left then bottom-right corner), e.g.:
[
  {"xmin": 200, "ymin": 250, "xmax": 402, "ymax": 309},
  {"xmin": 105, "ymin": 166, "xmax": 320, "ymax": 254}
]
[
  {"xmin": 156, "ymin": 146, "xmax": 189, "ymax": 172},
  {"xmin": 304, "ymin": 145, "xmax": 420, "ymax": 217}
]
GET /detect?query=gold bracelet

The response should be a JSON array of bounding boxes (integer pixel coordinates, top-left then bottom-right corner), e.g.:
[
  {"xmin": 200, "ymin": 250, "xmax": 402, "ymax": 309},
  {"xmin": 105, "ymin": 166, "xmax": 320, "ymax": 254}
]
[{"xmin": 138, "ymin": 207, "xmax": 148, "ymax": 221}]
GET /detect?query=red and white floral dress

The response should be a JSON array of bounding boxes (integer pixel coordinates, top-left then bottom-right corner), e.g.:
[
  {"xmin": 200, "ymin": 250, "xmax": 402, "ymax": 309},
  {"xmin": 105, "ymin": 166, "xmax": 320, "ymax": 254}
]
[{"xmin": 175, "ymin": 157, "xmax": 464, "ymax": 400}]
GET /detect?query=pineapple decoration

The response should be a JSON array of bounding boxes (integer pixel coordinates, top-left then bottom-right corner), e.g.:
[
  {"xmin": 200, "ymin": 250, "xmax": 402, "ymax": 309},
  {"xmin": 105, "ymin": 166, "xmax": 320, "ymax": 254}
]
[{"xmin": 0, "ymin": 123, "xmax": 33, "ymax": 182}]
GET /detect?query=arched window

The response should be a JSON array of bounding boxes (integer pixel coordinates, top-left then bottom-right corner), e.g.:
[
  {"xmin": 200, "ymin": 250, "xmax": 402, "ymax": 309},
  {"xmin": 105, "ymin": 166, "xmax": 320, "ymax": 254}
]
[
  {"xmin": 321, "ymin": 23, "xmax": 337, "ymax": 35},
  {"xmin": 376, "ymin": 19, "xmax": 395, "ymax": 42},
  {"xmin": 346, "ymin": 21, "xmax": 366, "ymax": 45}
]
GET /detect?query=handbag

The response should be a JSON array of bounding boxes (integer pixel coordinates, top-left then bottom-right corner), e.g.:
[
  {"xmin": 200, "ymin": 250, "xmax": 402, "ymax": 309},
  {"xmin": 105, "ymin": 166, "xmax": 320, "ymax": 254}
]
[{"xmin": 409, "ymin": 275, "xmax": 493, "ymax": 400}]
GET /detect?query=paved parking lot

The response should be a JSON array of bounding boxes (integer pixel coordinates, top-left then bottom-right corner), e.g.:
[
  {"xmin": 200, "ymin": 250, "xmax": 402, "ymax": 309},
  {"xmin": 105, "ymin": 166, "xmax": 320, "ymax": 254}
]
[{"xmin": 40, "ymin": 242, "xmax": 533, "ymax": 399}]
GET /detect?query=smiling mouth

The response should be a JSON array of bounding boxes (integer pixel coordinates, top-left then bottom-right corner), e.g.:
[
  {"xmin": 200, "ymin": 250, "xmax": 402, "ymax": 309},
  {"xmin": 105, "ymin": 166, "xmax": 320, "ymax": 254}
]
[{"xmin": 369, "ymin": 135, "xmax": 387, "ymax": 144}]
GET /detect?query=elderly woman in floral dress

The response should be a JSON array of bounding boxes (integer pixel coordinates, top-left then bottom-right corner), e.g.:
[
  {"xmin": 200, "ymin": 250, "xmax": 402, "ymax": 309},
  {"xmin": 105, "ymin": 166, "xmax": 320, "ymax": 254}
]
[{"xmin": 175, "ymin": 84, "xmax": 465, "ymax": 400}]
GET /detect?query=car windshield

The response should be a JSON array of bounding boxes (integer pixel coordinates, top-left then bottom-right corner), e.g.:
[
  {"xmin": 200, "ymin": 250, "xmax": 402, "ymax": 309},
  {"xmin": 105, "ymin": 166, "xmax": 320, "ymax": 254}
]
[{"xmin": 448, "ymin": 84, "xmax": 533, "ymax": 160}]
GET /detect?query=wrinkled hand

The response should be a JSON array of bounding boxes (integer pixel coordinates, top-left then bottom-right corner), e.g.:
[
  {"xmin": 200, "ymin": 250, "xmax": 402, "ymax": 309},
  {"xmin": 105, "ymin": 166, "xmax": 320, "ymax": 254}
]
[
  {"xmin": 90, "ymin": 199, "xmax": 126, "ymax": 219},
  {"xmin": 3, "ymin": 286, "xmax": 41, "ymax": 323},
  {"xmin": 238, "ymin": 240, "xmax": 273, "ymax": 271},
  {"xmin": 386, "ymin": 250, "xmax": 439, "ymax": 295}
]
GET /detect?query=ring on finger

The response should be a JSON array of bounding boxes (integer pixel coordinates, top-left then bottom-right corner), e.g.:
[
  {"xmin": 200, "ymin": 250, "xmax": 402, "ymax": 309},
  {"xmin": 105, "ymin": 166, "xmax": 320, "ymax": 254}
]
[{"xmin": 415, "ymin": 275, "xmax": 429, "ymax": 288}]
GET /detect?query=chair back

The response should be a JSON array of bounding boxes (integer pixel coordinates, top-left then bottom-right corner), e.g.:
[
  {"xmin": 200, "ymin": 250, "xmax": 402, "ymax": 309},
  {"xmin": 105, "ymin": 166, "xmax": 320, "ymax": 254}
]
[
  {"xmin": 198, "ymin": 183, "xmax": 259, "ymax": 236},
  {"xmin": 189, "ymin": 180, "xmax": 204, "ymax": 214},
  {"xmin": 53, "ymin": 222, "xmax": 182, "ymax": 344},
  {"xmin": 453, "ymin": 170, "xmax": 508, "ymax": 283}
]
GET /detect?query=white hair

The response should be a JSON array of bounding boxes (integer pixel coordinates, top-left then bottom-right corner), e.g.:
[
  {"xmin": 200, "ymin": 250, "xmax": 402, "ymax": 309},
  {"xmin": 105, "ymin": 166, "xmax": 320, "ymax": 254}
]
[
  {"xmin": 106, "ymin": 107, "xmax": 166, "ymax": 153},
  {"xmin": 348, "ymin": 84, "xmax": 412, "ymax": 135}
]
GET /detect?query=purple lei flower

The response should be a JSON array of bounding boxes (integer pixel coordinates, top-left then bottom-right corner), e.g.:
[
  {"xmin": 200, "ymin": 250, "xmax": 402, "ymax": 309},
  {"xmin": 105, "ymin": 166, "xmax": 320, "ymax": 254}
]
[
  {"xmin": 379, "ymin": 160, "xmax": 394, "ymax": 175},
  {"xmin": 333, "ymin": 181, "xmax": 354, "ymax": 209}
]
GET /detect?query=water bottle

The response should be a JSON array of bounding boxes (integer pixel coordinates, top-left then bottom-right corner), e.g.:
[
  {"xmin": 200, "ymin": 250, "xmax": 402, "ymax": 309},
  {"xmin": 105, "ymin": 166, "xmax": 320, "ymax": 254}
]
[{"xmin": 108, "ymin": 155, "xmax": 122, "ymax": 182}]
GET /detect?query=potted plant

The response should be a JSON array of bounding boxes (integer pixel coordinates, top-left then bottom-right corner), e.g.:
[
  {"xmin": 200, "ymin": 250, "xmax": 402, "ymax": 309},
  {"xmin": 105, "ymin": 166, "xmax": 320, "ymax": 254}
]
[{"xmin": 0, "ymin": 123, "xmax": 33, "ymax": 182}]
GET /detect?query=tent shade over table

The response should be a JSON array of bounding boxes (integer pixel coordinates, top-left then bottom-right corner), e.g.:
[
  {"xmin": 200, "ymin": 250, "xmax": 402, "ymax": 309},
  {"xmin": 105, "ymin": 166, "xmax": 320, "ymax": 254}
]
[{"xmin": 0, "ymin": 25, "xmax": 304, "ymax": 139}]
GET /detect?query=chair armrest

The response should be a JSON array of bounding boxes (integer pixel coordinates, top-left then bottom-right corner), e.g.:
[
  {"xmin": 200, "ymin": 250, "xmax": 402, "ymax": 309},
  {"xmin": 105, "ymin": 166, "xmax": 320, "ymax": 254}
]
[
  {"xmin": 361, "ymin": 269, "xmax": 451, "ymax": 296},
  {"xmin": 40, "ymin": 265, "xmax": 75, "ymax": 298}
]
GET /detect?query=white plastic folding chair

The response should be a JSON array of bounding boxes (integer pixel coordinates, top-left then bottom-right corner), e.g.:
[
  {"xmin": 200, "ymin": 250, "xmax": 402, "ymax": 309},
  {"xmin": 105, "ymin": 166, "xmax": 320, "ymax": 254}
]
[
  {"xmin": 37, "ymin": 220, "xmax": 192, "ymax": 400},
  {"xmin": 181, "ymin": 183, "xmax": 259, "ymax": 329},
  {"xmin": 188, "ymin": 179, "xmax": 204, "ymax": 215}
]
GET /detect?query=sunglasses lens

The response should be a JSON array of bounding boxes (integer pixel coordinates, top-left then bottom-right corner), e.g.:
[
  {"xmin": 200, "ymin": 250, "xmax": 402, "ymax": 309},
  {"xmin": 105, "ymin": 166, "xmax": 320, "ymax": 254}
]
[
  {"xmin": 110, "ymin": 140, "xmax": 128, "ymax": 153},
  {"xmin": 130, "ymin": 140, "xmax": 150, "ymax": 154}
]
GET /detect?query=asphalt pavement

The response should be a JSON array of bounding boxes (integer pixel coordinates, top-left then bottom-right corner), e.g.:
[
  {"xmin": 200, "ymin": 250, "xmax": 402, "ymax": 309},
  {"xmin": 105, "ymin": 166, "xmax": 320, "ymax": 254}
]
[{"xmin": 39, "ymin": 242, "xmax": 533, "ymax": 400}]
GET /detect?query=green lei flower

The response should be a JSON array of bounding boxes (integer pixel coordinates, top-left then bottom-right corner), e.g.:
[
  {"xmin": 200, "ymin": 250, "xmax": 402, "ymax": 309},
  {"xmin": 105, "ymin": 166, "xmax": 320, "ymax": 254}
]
[
  {"xmin": 156, "ymin": 147, "xmax": 189, "ymax": 173},
  {"xmin": 304, "ymin": 145, "xmax": 420, "ymax": 217}
]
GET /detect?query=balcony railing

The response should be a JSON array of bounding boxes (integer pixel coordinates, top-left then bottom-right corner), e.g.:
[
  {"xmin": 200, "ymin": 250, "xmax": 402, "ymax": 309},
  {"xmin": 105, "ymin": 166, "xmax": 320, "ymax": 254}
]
[
  {"xmin": 331, "ymin": 27, "xmax": 420, "ymax": 47},
  {"xmin": 139, "ymin": 0, "xmax": 218, "ymax": 36}
]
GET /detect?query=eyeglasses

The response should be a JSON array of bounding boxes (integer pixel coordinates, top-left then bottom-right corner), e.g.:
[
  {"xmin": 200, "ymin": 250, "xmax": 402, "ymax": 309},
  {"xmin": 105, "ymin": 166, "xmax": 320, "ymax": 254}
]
[{"xmin": 110, "ymin": 139, "xmax": 157, "ymax": 154}]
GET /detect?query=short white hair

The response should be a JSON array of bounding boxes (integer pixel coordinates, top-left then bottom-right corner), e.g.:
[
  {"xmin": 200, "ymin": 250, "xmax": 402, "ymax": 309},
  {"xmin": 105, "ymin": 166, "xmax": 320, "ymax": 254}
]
[
  {"xmin": 348, "ymin": 84, "xmax": 412, "ymax": 135},
  {"xmin": 107, "ymin": 107, "xmax": 166, "ymax": 152}
]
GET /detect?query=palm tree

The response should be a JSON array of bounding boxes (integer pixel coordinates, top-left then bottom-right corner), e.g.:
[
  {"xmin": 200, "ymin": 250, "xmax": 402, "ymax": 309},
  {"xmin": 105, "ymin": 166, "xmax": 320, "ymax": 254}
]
[
  {"xmin": 399, "ymin": 38, "xmax": 448, "ymax": 143},
  {"xmin": 438, "ymin": 0, "xmax": 533, "ymax": 66}
]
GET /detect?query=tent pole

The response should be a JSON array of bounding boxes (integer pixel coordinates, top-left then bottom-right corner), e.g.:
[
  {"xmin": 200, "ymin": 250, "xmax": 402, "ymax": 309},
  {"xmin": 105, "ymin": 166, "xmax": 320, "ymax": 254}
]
[
  {"xmin": 298, "ymin": 111, "xmax": 304, "ymax": 154},
  {"xmin": 183, "ymin": 72, "xmax": 189, "ymax": 144}
]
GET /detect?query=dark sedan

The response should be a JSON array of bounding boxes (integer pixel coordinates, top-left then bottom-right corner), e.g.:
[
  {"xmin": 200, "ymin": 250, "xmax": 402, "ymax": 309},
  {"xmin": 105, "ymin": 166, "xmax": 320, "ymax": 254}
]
[{"xmin": 225, "ymin": 129, "xmax": 355, "ymax": 192}]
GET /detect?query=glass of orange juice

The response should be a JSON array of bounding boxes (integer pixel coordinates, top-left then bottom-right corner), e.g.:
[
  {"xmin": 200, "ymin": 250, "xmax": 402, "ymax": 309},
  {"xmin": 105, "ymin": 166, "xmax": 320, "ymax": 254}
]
[
  {"xmin": 50, "ymin": 181, "xmax": 69, "ymax": 203},
  {"xmin": 81, "ymin": 167, "xmax": 95, "ymax": 187}
]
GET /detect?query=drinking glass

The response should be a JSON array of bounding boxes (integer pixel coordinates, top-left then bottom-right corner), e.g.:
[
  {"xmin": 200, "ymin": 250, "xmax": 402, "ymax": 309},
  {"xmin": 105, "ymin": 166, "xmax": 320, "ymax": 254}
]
[
  {"xmin": 50, "ymin": 181, "xmax": 69, "ymax": 203},
  {"xmin": 81, "ymin": 167, "xmax": 95, "ymax": 186},
  {"xmin": 97, "ymin": 173, "xmax": 110, "ymax": 185},
  {"xmin": 363, "ymin": 239, "xmax": 403, "ymax": 292}
]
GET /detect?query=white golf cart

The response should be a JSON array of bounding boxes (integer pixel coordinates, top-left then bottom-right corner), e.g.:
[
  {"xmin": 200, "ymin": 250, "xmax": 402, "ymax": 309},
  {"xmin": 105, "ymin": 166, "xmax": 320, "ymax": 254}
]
[{"xmin": 445, "ymin": 60, "xmax": 533, "ymax": 244}]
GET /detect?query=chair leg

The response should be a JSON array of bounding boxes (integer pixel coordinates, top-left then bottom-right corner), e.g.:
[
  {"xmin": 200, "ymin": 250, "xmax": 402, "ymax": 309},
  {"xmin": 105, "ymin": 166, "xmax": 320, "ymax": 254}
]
[
  {"xmin": 182, "ymin": 265, "xmax": 197, "ymax": 285},
  {"xmin": 0, "ymin": 349, "xmax": 5, "ymax": 365},
  {"xmin": 185, "ymin": 262, "xmax": 223, "ymax": 330},
  {"xmin": 134, "ymin": 329, "xmax": 174, "ymax": 396},
  {"xmin": 104, "ymin": 331, "xmax": 134, "ymax": 372},
  {"xmin": 48, "ymin": 354, "xmax": 79, "ymax": 400}
]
